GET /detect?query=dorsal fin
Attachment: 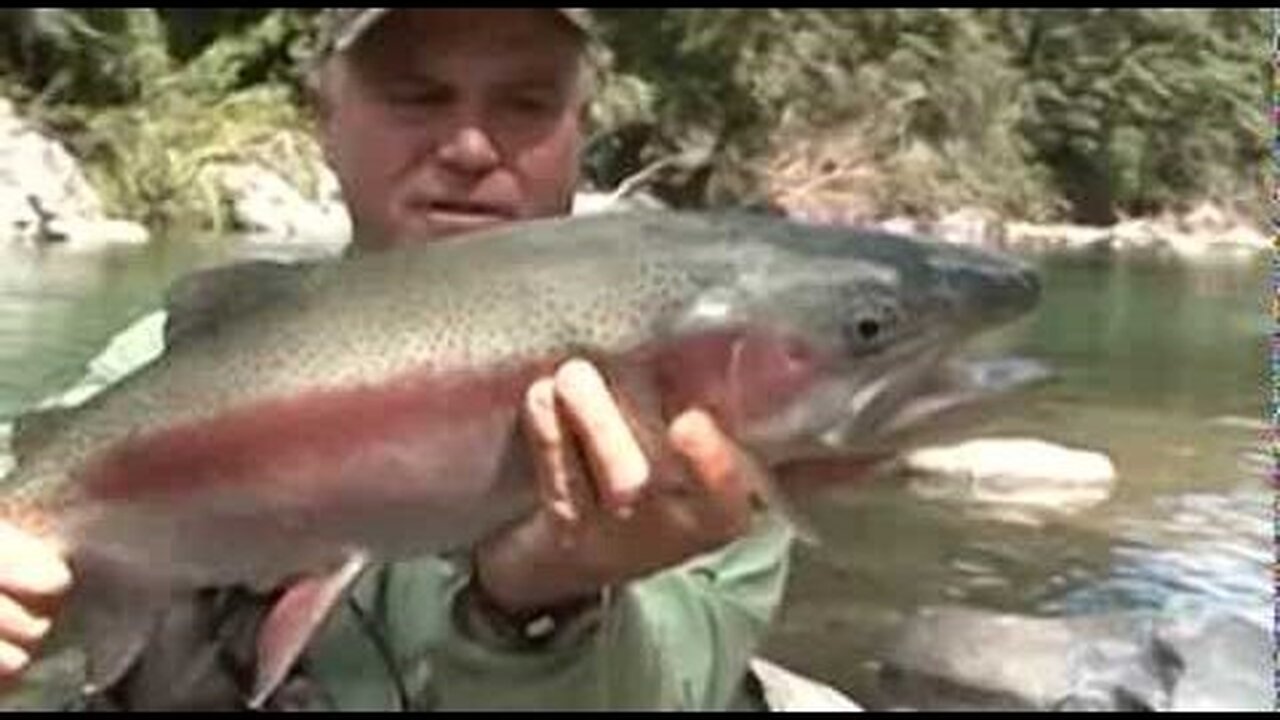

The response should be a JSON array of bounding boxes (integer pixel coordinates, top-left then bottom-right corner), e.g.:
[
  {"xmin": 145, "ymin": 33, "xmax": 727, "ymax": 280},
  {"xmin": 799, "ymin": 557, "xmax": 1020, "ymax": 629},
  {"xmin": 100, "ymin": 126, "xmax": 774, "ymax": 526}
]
[{"xmin": 163, "ymin": 260, "xmax": 313, "ymax": 346}]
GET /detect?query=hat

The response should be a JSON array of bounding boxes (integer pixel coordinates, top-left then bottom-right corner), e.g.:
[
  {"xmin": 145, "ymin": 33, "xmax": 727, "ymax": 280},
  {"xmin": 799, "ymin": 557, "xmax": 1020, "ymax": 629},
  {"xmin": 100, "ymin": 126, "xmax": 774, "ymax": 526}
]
[{"xmin": 323, "ymin": 8, "xmax": 597, "ymax": 56}]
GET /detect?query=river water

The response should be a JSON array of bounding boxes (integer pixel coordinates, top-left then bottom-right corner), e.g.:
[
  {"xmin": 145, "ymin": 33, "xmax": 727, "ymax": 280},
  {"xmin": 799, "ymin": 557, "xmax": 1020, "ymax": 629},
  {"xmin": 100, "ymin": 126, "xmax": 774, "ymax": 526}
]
[{"xmin": 0, "ymin": 235, "xmax": 1271, "ymax": 707}]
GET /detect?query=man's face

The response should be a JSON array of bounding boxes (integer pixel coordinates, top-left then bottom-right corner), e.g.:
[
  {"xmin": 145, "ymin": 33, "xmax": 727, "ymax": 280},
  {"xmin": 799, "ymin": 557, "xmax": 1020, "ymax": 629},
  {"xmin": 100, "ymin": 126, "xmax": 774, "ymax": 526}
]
[{"xmin": 317, "ymin": 9, "xmax": 588, "ymax": 250}]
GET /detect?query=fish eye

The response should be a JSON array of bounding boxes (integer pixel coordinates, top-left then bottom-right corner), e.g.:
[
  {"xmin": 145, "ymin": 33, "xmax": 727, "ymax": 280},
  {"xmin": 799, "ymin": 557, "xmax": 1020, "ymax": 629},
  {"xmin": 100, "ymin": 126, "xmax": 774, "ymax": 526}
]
[{"xmin": 842, "ymin": 310, "xmax": 896, "ymax": 354}]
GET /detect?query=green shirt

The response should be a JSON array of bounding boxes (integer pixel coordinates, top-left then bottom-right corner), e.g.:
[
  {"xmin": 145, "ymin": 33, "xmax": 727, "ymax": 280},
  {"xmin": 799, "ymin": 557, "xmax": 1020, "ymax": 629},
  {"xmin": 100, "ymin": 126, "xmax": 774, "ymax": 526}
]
[{"xmin": 32, "ymin": 308, "xmax": 795, "ymax": 711}]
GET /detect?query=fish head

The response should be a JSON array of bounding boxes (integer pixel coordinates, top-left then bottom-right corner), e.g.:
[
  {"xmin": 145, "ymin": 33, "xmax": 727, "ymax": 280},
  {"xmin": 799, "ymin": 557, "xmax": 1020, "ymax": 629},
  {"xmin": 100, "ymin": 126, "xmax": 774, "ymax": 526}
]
[{"xmin": 657, "ymin": 217, "xmax": 1047, "ymax": 468}]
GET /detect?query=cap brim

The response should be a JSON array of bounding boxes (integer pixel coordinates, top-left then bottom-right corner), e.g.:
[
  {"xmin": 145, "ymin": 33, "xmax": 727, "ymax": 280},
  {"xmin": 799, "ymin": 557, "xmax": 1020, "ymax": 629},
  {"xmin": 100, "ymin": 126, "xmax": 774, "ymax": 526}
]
[{"xmin": 331, "ymin": 8, "xmax": 594, "ymax": 55}]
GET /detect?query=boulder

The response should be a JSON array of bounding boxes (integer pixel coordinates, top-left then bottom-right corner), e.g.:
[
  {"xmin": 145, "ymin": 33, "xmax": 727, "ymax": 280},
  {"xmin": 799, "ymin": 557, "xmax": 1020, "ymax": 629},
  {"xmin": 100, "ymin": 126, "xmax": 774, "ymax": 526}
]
[
  {"xmin": 901, "ymin": 438, "xmax": 1116, "ymax": 516},
  {"xmin": 877, "ymin": 605, "xmax": 1271, "ymax": 711},
  {"xmin": 1177, "ymin": 201, "xmax": 1240, "ymax": 237},
  {"xmin": 1162, "ymin": 223, "xmax": 1267, "ymax": 261},
  {"xmin": 1003, "ymin": 222, "xmax": 1111, "ymax": 253},
  {"xmin": 1109, "ymin": 218, "xmax": 1163, "ymax": 252},
  {"xmin": 571, "ymin": 189, "xmax": 667, "ymax": 216},
  {"xmin": 933, "ymin": 207, "xmax": 1005, "ymax": 248},
  {"xmin": 208, "ymin": 160, "xmax": 351, "ymax": 244},
  {"xmin": 747, "ymin": 658, "xmax": 864, "ymax": 712},
  {"xmin": 0, "ymin": 98, "xmax": 148, "ymax": 249}
]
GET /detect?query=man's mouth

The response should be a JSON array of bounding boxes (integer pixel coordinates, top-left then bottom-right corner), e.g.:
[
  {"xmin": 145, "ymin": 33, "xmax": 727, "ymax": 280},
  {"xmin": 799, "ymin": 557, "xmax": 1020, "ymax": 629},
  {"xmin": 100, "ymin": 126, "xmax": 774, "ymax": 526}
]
[{"xmin": 416, "ymin": 199, "xmax": 515, "ymax": 225}]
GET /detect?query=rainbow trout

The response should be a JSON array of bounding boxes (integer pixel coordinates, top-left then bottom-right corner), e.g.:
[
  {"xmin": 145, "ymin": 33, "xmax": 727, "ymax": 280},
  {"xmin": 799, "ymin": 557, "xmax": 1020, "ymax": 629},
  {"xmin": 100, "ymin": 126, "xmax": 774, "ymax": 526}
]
[{"xmin": 1, "ymin": 210, "xmax": 1044, "ymax": 706}]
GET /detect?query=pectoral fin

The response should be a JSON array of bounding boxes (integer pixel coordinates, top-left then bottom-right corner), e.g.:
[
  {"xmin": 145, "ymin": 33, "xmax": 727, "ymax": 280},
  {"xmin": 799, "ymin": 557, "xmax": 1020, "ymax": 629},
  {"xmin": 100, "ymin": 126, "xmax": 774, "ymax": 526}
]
[{"xmin": 248, "ymin": 552, "xmax": 369, "ymax": 709}]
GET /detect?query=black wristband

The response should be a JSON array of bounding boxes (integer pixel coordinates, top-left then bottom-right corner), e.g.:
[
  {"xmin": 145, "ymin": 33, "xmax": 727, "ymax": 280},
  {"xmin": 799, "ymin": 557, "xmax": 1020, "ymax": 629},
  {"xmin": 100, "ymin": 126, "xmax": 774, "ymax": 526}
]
[{"xmin": 455, "ymin": 575, "xmax": 606, "ymax": 653}]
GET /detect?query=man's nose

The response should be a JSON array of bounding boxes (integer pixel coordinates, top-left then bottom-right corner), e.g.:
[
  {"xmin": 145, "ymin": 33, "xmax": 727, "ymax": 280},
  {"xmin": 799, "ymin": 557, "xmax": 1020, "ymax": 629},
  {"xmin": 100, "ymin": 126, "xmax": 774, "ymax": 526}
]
[{"xmin": 436, "ymin": 122, "xmax": 501, "ymax": 176}]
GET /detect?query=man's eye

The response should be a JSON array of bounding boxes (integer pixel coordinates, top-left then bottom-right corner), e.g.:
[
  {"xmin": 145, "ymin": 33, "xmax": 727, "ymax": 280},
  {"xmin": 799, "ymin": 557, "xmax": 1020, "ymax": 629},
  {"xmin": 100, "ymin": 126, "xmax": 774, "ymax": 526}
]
[
  {"xmin": 383, "ymin": 86, "xmax": 450, "ymax": 107},
  {"xmin": 506, "ymin": 94, "xmax": 557, "ymax": 115}
]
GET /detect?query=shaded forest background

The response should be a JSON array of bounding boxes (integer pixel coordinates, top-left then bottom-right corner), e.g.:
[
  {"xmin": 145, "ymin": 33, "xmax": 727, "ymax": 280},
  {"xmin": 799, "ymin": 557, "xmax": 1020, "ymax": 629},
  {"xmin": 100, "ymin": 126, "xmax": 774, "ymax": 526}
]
[{"xmin": 0, "ymin": 8, "xmax": 1266, "ymax": 232}]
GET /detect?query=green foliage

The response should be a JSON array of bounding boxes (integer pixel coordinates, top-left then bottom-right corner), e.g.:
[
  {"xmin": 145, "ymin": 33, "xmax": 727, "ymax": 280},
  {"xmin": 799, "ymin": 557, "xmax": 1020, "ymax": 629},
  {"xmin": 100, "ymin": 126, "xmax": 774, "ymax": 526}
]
[
  {"xmin": 588, "ymin": 9, "xmax": 1057, "ymax": 215},
  {"xmin": 74, "ymin": 84, "xmax": 314, "ymax": 232},
  {"xmin": 162, "ymin": 9, "xmax": 325, "ymax": 105},
  {"xmin": 589, "ymin": 8, "xmax": 1265, "ymax": 221},
  {"xmin": 1004, "ymin": 8, "xmax": 1266, "ymax": 222},
  {"xmin": 0, "ymin": 9, "xmax": 1265, "ymax": 229},
  {"xmin": 0, "ymin": 9, "xmax": 323, "ymax": 231}
]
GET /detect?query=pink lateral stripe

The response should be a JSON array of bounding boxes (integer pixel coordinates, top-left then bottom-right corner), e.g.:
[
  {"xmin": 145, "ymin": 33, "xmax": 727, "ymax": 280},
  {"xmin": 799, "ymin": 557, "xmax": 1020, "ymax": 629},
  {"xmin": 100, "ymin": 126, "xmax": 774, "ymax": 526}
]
[{"xmin": 82, "ymin": 360, "xmax": 554, "ymax": 503}]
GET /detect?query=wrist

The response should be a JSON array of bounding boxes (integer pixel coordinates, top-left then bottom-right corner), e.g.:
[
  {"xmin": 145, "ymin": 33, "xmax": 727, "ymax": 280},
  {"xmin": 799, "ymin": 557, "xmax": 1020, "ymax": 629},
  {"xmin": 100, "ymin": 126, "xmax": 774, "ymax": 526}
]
[
  {"xmin": 471, "ymin": 519, "xmax": 605, "ymax": 616},
  {"xmin": 456, "ymin": 560, "xmax": 606, "ymax": 653}
]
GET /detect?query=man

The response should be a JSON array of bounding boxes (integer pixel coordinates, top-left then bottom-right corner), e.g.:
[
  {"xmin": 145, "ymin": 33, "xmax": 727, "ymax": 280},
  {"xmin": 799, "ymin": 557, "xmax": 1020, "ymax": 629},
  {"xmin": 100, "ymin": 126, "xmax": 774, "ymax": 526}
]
[{"xmin": 0, "ymin": 9, "xmax": 797, "ymax": 710}]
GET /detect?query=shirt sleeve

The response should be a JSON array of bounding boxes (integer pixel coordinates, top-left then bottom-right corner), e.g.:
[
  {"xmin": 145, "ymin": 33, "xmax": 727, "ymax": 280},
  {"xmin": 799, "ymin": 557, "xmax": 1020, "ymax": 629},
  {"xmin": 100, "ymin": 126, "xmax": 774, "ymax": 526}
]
[{"xmin": 306, "ymin": 509, "xmax": 795, "ymax": 710}]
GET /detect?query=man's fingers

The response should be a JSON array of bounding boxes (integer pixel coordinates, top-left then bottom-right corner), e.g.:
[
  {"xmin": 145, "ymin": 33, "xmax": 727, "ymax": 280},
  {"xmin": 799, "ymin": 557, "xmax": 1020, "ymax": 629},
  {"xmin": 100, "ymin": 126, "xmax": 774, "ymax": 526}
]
[
  {"xmin": 0, "ymin": 641, "xmax": 30, "ymax": 678},
  {"xmin": 669, "ymin": 410, "xmax": 736, "ymax": 492},
  {"xmin": 524, "ymin": 378, "xmax": 573, "ymax": 522},
  {"xmin": 0, "ymin": 522, "xmax": 72, "ymax": 600},
  {"xmin": 669, "ymin": 409, "xmax": 754, "ymax": 535},
  {"xmin": 523, "ymin": 376, "xmax": 604, "ymax": 549},
  {"xmin": 0, "ymin": 595, "xmax": 50, "ymax": 649},
  {"xmin": 554, "ymin": 359, "xmax": 650, "ymax": 517}
]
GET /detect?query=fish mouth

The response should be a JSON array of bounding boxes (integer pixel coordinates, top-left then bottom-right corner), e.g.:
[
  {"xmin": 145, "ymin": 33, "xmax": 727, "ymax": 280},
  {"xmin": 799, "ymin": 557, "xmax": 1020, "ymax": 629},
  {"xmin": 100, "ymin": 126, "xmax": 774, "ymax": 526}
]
[
  {"xmin": 747, "ymin": 340, "xmax": 1052, "ymax": 496},
  {"xmin": 820, "ymin": 333, "xmax": 1053, "ymax": 455},
  {"xmin": 745, "ymin": 325, "xmax": 1050, "ymax": 472}
]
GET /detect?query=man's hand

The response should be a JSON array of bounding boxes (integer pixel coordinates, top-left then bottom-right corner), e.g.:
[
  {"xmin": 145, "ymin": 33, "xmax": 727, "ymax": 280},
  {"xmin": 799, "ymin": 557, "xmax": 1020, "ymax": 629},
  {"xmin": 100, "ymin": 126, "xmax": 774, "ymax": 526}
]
[
  {"xmin": 0, "ymin": 520, "xmax": 72, "ymax": 693},
  {"xmin": 472, "ymin": 359, "xmax": 760, "ymax": 617}
]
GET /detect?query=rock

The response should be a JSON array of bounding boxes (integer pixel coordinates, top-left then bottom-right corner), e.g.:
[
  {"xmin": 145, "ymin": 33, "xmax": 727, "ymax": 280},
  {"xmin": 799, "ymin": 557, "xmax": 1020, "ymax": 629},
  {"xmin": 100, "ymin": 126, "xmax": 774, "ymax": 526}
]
[
  {"xmin": 1004, "ymin": 222, "xmax": 1111, "ymax": 253},
  {"xmin": 43, "ymin": 217, "xmax": 149, "ymax": 249},
  {"xmin": 934, "ymin": 207, "xmax": 1005, "ymax": 248},
  {"xmin": 571, "ymin": 189, "xmax": 666, "ymax": 216},
  {"xmin": 0, "ymin": 184, "xmax": 40, "ymax": 242},
  {"xmin": 1215, "ymin": 224, "xmax": 1268, "ymax": 252},
  {"xmin": 209, "ymin": 161, "xmax": 351, "ymax": 244},
  {"xmin": 880, "ymin": 608, "xmax": 1165, "ymax": 710},
  {"xmin": 0, "ymin": 98, "xmax": 149, "ymax": 249},
  {"xmin": 767, "ymin": 196, "xmax": 1265, "ymax": 263},
  {"xmin": 0, "ymin": 99, "xmax": 103, "ymax": 221},
  {"xmin": 747, "ymin": 658, "xmax": 864, "ymax": 711},
  {"xmin": 878, "ymin": 606, "xmax": 1270, "ymax": 711},
  {"xmin": 1168, "ymin": 223, "xmax": 1268, "ymax": 261},
  {"xmin": 999, "ymin": 204, "xmax": 1267, "ymax": 261},
  {"xmin": 1109, "ymin": 218, "xmax": 1163, "ymax": 252},
  {"xmin": 901, "ymin": 438, "xmax": 1116, "ymax": 515},
  {"xmin": 777, "ymin": 197, "xmax": 879, "ymax": 230},
  {"xmin": 1178, "ymin": 201, "xmax": 1230, "ymax": 236},
  {"xmin": 1157, "ymin": 609, "xmax": 1273, "ymax": 710},
  {"xmin": 877, "ymin": 216, "xmax": 923, "ymax": 236}
]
